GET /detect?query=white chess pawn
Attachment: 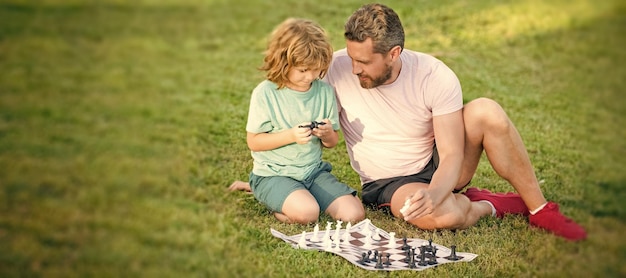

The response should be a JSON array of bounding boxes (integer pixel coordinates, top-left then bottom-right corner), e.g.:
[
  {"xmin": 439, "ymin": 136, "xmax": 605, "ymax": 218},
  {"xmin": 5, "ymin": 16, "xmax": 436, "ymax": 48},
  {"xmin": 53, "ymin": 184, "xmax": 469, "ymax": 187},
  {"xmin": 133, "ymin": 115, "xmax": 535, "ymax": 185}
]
[
  {"xmin": 386, "ymin": 232, "xmax": 396, "ymax": 248},
  {"xmin": 310, "ymin": 223, "xmax": 320, "ymax": 242},
  {"xmin": 323, "ymin": 221, "xmax": 332, "ymax": 243},
  {"xmin": 342, "ymin": 222, "xmax": 352, "ymax": 241},
  {"xmin": 297, "ymin": 231, "xmax": 307, "ymax": 249}
]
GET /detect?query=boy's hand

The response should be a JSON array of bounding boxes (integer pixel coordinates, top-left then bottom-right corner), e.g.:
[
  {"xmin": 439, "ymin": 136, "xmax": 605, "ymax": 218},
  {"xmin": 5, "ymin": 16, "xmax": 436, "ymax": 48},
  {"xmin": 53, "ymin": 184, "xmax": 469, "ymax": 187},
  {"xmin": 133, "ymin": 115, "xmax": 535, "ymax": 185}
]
[
  {"xmin": 311, "ymin": 119, "xmax": 331, "ymax": 140},
  {"xmin": 294, "ymin": 122, "xmax": 314, "ymax": 144}
]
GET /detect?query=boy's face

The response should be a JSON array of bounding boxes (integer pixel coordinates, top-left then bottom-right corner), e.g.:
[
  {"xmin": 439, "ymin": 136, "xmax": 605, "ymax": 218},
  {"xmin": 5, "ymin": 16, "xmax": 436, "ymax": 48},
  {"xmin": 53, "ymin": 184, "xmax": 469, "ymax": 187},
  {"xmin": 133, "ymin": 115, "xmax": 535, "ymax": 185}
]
[
  {"xmin": 346, "ymin": 38, "xmax": 393, "ymax": 89},
  {"xmin": 285, "ymin": 66, "xmax": 321, "ymax": 92}
]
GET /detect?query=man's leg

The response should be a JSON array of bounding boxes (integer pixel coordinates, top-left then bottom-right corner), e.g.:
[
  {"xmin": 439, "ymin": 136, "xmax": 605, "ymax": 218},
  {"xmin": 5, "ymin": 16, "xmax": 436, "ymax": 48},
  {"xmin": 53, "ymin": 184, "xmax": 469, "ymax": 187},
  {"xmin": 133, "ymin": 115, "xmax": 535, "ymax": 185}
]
[
  {"xmin": 460, "ymin": 98, "xmax": 547, "ymax": 209},
  {"xmin": 390, "ymin": 182, "xmax": 492, "ymax": 230},
  {"xmin": 460, "ymin": 98, "xmax": 586, "ymax": 241}
]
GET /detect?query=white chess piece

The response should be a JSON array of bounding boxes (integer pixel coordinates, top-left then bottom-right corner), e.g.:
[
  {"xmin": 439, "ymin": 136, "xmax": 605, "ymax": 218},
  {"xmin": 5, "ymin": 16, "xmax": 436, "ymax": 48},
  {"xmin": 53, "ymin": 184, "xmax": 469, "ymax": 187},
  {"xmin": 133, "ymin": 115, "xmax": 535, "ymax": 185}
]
[
  {"xmin": 399, "ymin": 198, "xmax": 411, "ymax": 216},
  {"xmin": 323, "ymin": 221, "xmax": 332, "ymax": 244},
  {"xmin": 333, "ymin": 221, "xmax": 341, "ymax": 242},
  {"xmin": 297, "ymin": 231, "xmax": 307, "ymax": 249},
  {"xmin": 372, "ymin": 228, "xmax": 381, "ymax": 241},
  {"xmin": 342, "ymin": 222, "xmax": 352, "ymax": 241},
  {"xmin": 386, "ymin": 232, "xmax": 396, "ymax": 248},
  {"xmin": 363, "ymin": 230, "xmax": 373, "ymax": 249},
  {"xmin": 310, "ymin": 223, "xmax": 320, "ymax": 242}
]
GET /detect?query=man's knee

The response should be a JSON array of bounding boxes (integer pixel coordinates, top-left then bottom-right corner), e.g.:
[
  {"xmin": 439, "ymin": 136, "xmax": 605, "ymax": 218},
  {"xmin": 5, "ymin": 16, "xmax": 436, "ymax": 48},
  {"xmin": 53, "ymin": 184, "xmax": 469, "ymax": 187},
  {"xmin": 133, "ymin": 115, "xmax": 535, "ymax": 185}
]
[{"xmin": 464, "ymin": 97, "xmax": 510, "ymax": 132}]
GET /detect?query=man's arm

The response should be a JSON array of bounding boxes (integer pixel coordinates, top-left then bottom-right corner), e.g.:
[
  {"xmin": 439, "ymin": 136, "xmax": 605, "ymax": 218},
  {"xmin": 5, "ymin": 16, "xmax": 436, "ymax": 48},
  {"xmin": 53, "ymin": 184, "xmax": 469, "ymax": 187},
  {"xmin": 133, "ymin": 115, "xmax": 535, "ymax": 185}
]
[
  {"xmin": 429, "ymin": 109, "xmax": 465, "ymax": 205},
  {"xmin": 402, "ymin": 109, "xmax": 465, "ymax": 220}
]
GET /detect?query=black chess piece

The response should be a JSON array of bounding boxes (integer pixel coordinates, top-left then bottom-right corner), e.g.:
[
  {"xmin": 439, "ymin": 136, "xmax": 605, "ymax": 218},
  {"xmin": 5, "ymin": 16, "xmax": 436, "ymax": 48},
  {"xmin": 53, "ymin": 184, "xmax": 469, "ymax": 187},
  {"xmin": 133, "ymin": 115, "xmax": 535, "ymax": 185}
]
[
  {"xmin": 358, "ymin": 252, "xmax": 368, "ymax": 265},
  {"xmin": 384, "ymin": 253, "xmax": 391, "ymax": 267},
  {"xmin": 375, "ymin": 252, "xmax": 384, "ymax": 269},
  {"xmin": 444, "ymin": 245, "xmax": 464, "ymax": 261},
  {"xmin": 418, "ymin": 246, "xmax": 428, "ymax": 266},
  {"xmin": 428, "ymin": 246, "xmax": 438, "ymax": 265},
  {"xmin": 366, "ymin": 250, "xmax": 372, "ymax": 263},
  {"xmin": 401, "ymin": 236, "xmax": 410, "ymax": 250},
  {"xmin": 407, "ymin": 248, "xmax": 417, "ymax": 269},
  {"xmin": 403, "ymin": 249, "xmax": 411, "ymax": 263}
]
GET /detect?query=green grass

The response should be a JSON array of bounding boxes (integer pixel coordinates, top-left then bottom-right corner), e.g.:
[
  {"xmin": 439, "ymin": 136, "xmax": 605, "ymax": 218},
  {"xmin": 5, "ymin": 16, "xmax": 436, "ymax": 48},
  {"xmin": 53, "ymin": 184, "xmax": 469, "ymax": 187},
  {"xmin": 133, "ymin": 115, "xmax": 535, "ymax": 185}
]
[{"xmin": 0, "ymin": 0, "xmax": 624, "ymax": 276}]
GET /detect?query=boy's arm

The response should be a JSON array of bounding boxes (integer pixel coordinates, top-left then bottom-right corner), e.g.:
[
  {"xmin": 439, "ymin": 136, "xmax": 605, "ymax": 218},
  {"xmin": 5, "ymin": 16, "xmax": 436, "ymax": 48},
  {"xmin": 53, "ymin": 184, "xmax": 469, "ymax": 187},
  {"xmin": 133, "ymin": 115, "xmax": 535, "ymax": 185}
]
[
  {"xmin": 311, "ymin": 119, "xmax": 338, "ymax": 148},
  {"xmin": 246, "ymin": 124, "xmax": 312, "ymax": 152}
]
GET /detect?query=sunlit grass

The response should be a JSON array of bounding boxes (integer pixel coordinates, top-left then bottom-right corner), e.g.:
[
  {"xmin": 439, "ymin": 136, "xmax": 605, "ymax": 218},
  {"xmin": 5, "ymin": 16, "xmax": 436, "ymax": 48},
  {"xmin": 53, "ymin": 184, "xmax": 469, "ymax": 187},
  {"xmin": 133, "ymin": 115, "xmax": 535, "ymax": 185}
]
[{"xmin": 0, "ymin": 0, "xmax": 624, "ymax": 276}]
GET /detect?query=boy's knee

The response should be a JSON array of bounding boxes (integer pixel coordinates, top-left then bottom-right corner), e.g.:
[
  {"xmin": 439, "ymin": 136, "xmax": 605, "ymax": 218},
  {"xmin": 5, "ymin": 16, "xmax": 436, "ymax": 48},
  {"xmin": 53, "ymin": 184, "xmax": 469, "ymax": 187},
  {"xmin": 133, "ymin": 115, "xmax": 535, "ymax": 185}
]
[
  {"xmin": 286, "ymin": 207, "xmax": 320, "ymax": 224},
  {"xmin": 335, "ymin": 207, "xmax": 365, "ymax": 223}
]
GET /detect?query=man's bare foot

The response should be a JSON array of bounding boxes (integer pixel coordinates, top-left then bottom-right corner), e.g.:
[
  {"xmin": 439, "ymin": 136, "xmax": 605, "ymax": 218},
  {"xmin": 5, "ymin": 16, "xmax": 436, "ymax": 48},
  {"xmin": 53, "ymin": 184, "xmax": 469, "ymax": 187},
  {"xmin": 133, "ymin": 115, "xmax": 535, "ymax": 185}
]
[{"xmin": 228, "ymin": 180, "xmax": 252, "ymax": 193}]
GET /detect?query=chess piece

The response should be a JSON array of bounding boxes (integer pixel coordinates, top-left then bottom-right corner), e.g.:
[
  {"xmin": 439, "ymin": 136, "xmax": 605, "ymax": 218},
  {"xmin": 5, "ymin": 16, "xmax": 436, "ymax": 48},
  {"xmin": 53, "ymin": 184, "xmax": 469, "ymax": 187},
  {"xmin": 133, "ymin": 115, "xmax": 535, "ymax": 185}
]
[
  {"xmin": 428, "ymin": 246, "xmax": 438, "ymax": 265},
  {"xmin": 342, "ymin": 222, "xmax": 352, "ymax": 241},
  {"xmin": 375, "ymin": 252, "xmax": 384, "ymax": 269},
  {"xmin": 297, "ymin": 231, "xmax": 307, "ymax": 249},
  {"xmin": 372, "ymin": 228, "xmax": 381, "ymax": 241},
  {"xmin": 384, "ymin": 253, "xmax": 391, "ymax": 267},
  {"xmin": 386, "ymin": 232, "xmax": 396, "ymax": 248},
  {"xmin": 401, "ymin": 236, "xmax": 410, "ymax": 250},
  {"xmin": 358, "ymin": 252, "xmax": 368, "ymax": 265},
  {"xmin": 444, "ymin": 245, "xmax": 464, "ymax": 261},
  {"xmin": 311, "ymin": 223, "xmax": 320, "ymax": 242},
  {"xmin": 418, "ymin": 246, "xmax": 428, "ymax": 266}
]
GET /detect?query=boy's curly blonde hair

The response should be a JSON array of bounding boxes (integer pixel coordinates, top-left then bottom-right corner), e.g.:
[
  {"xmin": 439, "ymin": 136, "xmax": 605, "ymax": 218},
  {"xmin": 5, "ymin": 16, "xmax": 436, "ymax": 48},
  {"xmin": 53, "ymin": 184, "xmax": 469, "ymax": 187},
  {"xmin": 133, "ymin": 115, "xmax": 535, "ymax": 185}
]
[{"xmin": 260, "ymin": 18, "xmax": 333, "ymax": 89}]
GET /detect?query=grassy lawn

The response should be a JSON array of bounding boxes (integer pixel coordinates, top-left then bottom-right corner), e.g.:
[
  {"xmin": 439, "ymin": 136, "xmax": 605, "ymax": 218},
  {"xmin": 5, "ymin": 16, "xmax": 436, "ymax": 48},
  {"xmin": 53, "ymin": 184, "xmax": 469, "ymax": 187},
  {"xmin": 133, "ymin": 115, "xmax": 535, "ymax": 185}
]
[{"xmin": 0, "ymin": 0, "xmax": 624, "ymax": 276}]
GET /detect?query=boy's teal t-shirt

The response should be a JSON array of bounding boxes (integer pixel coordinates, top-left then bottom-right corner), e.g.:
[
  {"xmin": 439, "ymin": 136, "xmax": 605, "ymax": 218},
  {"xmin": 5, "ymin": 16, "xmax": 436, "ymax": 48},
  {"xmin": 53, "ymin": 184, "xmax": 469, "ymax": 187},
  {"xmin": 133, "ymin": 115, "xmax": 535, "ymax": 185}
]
[{"xmin": 246, "ymin": 79, "xmax": 340, "ymax": 181}]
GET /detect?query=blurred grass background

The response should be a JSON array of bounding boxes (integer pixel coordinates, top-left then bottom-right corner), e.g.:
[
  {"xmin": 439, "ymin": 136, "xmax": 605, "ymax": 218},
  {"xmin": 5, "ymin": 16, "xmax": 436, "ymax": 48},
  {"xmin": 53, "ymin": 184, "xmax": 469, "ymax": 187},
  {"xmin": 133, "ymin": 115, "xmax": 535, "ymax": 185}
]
[{"xmin": 0, "ymin": 0, "xmax": 624, "ymax": 276}]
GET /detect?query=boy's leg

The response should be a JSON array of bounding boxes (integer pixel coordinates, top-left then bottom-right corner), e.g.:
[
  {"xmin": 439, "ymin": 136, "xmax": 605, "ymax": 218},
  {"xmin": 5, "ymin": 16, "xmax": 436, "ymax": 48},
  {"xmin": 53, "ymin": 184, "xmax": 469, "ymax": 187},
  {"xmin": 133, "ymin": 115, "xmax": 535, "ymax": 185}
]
[
  {"xmin": 278, "ymin": 189, "xmax": 320, "ymax": 224},
  {"xmin": 325, "ymin": 194, "xmax": 365, "ymax": 223},
  {"xmin": 228, "ymin": 180, "xmax": 252, "ymax": 193},
  {"xmin": 311, "ymin": 162, "xmax": 365, "ymax": 223},
  {"xmin": 250, "ymin": 175, "xmax": 320, "ymax": 225}
]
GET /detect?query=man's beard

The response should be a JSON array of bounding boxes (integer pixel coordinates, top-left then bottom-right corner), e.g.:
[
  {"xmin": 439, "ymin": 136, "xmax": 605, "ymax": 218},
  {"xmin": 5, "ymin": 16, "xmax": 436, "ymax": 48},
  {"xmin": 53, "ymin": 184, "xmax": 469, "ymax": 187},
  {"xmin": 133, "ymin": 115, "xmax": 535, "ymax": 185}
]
[{"xmin": 358, "ymin": 64, "xmax": 392, "ymax": 89}]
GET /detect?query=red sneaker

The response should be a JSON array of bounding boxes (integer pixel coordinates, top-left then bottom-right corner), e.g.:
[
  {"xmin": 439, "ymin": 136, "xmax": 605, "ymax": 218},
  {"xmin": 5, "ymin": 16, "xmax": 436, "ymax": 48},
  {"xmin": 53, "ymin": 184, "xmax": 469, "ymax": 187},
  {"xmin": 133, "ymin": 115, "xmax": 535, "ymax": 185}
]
[
  {"xmin": 463, "ymin": 187, "xmax": 529, "ymax": 218},
  {"xmin": 529, "ymin": 202, "xmax": 587, "ymax": 241}
]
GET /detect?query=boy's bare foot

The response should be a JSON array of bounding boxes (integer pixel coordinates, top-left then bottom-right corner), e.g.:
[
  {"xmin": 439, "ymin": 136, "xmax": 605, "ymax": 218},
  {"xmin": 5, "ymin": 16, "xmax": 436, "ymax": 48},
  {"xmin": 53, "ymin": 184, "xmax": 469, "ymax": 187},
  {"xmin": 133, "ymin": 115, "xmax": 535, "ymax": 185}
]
[{"xmin": 228, "ymin": 180, "xmax": 252, "ymax": 193}]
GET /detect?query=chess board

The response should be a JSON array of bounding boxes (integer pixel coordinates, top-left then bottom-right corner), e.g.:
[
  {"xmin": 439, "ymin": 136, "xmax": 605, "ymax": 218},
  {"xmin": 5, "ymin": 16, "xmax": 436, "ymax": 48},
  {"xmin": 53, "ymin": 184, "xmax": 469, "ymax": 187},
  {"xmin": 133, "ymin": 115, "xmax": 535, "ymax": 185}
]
[{"xmin": 271, "ymin": 219, "xmax": 477, "ymax": 271}]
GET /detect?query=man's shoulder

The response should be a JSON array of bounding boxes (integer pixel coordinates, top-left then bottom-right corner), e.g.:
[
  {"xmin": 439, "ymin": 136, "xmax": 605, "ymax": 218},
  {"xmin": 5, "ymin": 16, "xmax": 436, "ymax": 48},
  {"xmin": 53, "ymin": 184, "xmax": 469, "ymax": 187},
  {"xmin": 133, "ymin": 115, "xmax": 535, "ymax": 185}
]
[
  {"xmin": 402, "ymin": 49, "xmax": 442, "ymax": 64},
  {"xmin": 331, "ymin": 48, "xmax": 351, "ymax": 66}
]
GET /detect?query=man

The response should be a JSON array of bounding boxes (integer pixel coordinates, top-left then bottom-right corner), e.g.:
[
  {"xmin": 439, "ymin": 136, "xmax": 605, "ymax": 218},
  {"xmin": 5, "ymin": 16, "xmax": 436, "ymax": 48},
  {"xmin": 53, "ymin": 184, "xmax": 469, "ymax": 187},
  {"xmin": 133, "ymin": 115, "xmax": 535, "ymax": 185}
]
[{"xmin": 323, "ymin": 3, "xmax": 585, "ymax": 241}]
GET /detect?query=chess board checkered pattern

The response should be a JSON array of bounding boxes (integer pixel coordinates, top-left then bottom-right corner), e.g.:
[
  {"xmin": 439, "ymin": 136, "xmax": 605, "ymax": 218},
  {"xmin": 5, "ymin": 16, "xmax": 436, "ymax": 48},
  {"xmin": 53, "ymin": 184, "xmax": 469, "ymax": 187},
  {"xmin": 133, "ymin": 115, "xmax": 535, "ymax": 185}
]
[{"xmin": 271, "ymin": 219, "xmax": 477, "ymax": 271}]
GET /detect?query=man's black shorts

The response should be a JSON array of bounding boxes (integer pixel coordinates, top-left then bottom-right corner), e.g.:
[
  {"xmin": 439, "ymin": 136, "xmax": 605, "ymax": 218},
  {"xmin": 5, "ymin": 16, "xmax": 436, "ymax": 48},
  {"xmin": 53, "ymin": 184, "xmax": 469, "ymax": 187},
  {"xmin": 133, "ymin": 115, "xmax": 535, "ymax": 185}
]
[{"xmin": 361, "ymin": 147, "xmax": 439, "ymax": 210}]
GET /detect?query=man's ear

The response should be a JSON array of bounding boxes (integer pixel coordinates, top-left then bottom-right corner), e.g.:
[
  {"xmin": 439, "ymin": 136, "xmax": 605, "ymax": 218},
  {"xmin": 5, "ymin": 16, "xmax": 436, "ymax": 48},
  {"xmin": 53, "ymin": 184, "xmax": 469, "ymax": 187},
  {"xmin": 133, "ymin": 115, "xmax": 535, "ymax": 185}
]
[{"xmin": 389, "ymin": 45, "xmax": 402, "ymax": 61}]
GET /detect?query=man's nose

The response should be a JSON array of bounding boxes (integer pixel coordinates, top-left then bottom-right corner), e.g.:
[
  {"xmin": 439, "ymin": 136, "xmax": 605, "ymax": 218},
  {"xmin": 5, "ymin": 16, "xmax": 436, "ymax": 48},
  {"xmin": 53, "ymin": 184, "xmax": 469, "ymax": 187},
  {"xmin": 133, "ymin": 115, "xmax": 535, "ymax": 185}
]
[{"xmin": 351, "ymin": 61, "xmax": 362, "ymax": 75}]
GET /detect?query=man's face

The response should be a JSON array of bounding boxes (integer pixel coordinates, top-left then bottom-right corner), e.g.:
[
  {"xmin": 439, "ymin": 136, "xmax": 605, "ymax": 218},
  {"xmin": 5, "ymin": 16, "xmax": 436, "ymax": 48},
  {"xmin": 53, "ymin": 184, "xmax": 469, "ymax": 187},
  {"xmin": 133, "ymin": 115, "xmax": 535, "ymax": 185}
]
[{"xmin": 346, "ymin": 38, "xmax": 393, "ymax": 89}]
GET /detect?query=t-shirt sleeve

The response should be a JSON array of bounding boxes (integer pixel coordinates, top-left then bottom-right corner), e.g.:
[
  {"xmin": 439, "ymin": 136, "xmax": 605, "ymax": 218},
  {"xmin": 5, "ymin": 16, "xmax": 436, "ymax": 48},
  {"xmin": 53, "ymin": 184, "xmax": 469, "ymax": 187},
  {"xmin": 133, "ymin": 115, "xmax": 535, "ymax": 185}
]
[
  {"xmin": 424, "ymin": 62, "xmax": 463, "ymax": 116},
  {"xmin": 246, "ymin": 84, "xmax": 273, "ymax": 134}
]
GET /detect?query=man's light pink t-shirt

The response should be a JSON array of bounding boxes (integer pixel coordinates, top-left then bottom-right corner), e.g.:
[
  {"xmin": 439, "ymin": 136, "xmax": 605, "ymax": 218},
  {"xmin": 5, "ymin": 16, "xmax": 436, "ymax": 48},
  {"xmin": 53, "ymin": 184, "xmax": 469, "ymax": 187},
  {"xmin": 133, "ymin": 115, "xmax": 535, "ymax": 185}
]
[{"xmin": 325, "ymin": 49, "xmax": 463, "ymax": 184}]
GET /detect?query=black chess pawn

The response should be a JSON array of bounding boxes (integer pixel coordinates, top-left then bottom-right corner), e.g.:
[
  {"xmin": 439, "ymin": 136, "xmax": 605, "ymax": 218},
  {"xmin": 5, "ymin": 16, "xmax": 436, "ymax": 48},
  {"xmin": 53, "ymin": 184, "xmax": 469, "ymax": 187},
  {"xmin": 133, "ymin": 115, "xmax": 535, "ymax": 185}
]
[
  {"xmin": 358, "ymin": 252, "xmax": 368, "ymax": 265},
  {"xmin": 384, "ymin": 253, "xmax": 391, "ymax": 267},
  {"xmin": 401, "ymin": 236, "xmax": 410, "ymax": 250},
  {"xmin": 418, "ymin": 246, "xmax": 428, "ymax": 266},
  {"xmin": 444, "ymin": 245, "xmax": 464, "ymax": 261},
  {"xmin": 366, "ymin": 250, "xmax": 372, "ymax": 263}
]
